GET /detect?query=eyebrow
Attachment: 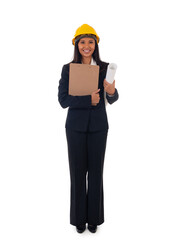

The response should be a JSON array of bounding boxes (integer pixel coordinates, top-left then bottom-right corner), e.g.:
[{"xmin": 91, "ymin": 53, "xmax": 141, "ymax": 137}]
[{"xmin": 80, "ymin": 39, "xmax": 94, "ymax": 42}]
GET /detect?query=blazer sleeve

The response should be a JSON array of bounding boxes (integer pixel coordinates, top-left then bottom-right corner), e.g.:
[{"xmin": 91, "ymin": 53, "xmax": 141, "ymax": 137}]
[
  {"xmin": 106, "ymin": 88, "xmax": 119, "ymax": 104},
  {"xmin": 58, "ymin": 65, "xmax": 92, "ymax": 109}
]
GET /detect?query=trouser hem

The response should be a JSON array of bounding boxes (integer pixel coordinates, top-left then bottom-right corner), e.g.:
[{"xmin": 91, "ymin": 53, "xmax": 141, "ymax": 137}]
[{"xmin": 70, "ymin": 220, "xmax": 104, "ymax": 226}]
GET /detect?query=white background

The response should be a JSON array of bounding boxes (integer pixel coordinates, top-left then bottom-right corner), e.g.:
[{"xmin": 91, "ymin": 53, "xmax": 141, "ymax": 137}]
[{"xmin": 0, "ymin": 0, "xmax": 169, "ymax": 239}]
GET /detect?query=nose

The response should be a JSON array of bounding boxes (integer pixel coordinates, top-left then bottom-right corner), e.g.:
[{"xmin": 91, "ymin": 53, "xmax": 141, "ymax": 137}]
[{"xmin": 84, "ymin": 43, "xmax": 90, "ymax": 48}]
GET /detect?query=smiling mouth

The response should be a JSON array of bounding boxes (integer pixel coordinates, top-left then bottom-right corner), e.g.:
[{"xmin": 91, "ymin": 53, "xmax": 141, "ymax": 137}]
[{"xmin": 83, "ymin": 49, "xmax": 91, "ymax": 53}]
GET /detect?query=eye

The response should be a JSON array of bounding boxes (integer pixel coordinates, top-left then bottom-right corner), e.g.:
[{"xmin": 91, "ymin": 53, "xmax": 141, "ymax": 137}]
[{"xmin": 89, "ymin": 41, "xmax": 94, "ymax": 44}]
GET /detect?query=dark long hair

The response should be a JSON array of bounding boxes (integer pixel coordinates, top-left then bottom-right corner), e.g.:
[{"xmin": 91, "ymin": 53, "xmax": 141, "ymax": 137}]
[{"xmin": 70, "ymin": 39, "xmax": 106, "ymax": 70}]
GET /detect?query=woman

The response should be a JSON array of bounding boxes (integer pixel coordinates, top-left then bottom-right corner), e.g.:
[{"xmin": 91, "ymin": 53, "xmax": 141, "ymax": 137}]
[{"xmin": 58, "ymin": 24, "xmax": 119, "ymax": 233}]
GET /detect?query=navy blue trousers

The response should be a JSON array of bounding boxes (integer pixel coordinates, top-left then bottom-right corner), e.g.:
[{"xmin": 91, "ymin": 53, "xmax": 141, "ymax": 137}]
[{"xmin": 66, "ymin": 128, "xmax": 108, "ymax": 226}]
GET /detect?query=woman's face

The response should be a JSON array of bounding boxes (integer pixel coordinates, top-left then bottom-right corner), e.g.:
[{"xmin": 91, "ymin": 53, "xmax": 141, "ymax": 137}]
[{"xmin": 78, "ymin": 37, "xmax": 95, "ymax": 59}]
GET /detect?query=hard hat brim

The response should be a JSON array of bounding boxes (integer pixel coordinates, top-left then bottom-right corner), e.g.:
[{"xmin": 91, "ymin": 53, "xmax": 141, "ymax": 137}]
[{"xmin": 72, "ymin": 35, "xmax": 100, "ymax": 45}]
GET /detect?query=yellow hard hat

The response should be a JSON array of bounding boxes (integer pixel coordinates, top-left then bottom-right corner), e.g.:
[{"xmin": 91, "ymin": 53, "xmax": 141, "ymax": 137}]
[{"xmin": 72, "ymin": 24, "xmax": 100, "ymax": 45}]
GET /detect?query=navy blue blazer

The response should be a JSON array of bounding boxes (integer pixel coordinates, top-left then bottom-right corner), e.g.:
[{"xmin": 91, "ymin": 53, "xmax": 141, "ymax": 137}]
[{"xmin": 58, "ymin": 61, "xmax": 119, "ymax": 132}]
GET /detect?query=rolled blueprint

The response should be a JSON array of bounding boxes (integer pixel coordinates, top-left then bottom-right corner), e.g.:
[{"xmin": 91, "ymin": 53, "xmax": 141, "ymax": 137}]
[{"xmin": 105, "ymin": 63, "xmax": 117, "ymax": 83}]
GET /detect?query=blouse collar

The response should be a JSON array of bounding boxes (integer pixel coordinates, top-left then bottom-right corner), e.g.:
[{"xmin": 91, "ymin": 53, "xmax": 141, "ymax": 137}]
[
  {"xmin": 90, "ymin": 58, "xmax": 97, "ymax": 65},
  {"xmin": 81, "ymin": 57, "xmax": 97, "ymax": 65}
]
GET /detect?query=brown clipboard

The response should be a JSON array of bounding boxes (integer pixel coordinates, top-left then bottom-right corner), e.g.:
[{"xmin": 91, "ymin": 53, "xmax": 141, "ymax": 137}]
[{"xmin": 69, "ymin": 63, "xmax": 100, "ymax": 96}]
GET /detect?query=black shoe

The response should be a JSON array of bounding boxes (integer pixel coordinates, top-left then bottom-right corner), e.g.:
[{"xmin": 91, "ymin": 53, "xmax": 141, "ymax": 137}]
[
  {"xmin": 88, "ymin": 224, "xmax": 97, "ymax": 233},
  {"xmin": 76, "ymin": 224, "xmax": 86, "ymax": 233}
]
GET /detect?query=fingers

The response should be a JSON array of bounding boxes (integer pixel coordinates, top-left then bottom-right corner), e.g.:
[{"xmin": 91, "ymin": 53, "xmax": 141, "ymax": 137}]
[
  {"xmin": 104, "ymin": 79, "xmax": 108, "ymax": 86},
  {"xmin": 104, "ymin": 80, "xmax": 115, "ymax": 89},
  {"xmin": 92, "ymin": 89, "xmax": 100, "ymax": 94},
  {"xmin": 91, "ymin": 88, "xmax": 100, "ymax": 106},
  {"xmin": 104, "ymin": 79, "xmax": 108, "ymax": 84},
  {"xmin": 103, "ymin": 79, "xmax": 107, "ymax": 88},
  {"xmin": 104, "ymin": 79, "xmax": 111, "ymax": 87},
  {"xmin": 95, "ymin": 88, "xmax": 100, "ymax": 93}
]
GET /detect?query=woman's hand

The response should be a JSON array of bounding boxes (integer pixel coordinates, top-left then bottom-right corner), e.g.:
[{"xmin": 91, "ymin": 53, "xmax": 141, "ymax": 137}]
[
  {"xmin": 91, "ymin": 89, "xmax": 100, "ymax": 106},
  {"xmin": 103, "ymin": 79, "xmax": 115, "ymax": 95}
]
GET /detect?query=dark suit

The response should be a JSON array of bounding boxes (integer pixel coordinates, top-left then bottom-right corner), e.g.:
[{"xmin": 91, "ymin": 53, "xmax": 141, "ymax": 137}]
[
  {"xmin": 58, "ymin": 61, "xmax": 119, "ymax": 226},
  {"xmin": 58, "ymin": 61, "xmax": 119, "ymax": 132}
]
